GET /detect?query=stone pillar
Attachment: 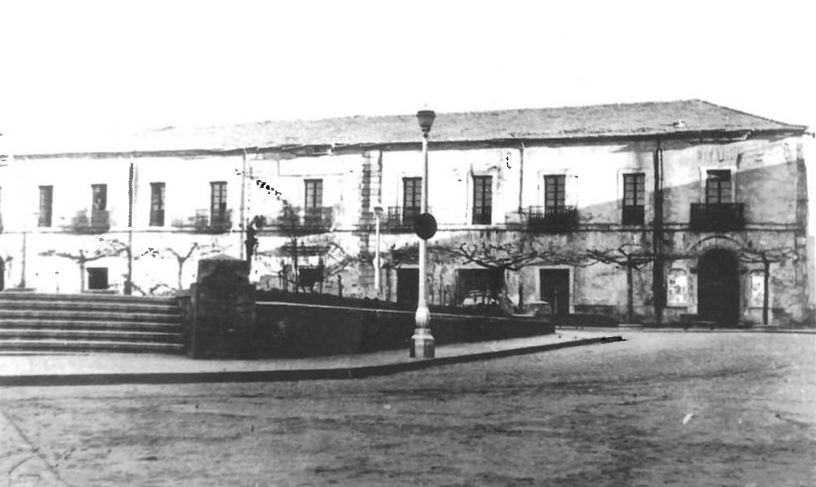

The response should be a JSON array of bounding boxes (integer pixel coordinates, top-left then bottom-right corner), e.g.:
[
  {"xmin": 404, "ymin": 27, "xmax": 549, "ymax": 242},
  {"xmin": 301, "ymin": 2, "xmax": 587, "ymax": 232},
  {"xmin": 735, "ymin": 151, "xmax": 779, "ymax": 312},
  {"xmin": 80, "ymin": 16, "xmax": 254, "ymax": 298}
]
[{"xmin": 189, "ymin": 254, "xmax": 256, "ymax": 359}]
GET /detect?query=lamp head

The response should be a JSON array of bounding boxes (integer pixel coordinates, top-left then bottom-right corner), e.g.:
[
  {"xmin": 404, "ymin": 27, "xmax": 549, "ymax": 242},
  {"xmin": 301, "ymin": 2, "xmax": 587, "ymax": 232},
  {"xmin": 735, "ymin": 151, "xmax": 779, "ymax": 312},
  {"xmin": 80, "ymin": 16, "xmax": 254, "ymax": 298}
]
[{"xmin": 416, "ymin": 110, "xmax": 436, "ymax": 134}]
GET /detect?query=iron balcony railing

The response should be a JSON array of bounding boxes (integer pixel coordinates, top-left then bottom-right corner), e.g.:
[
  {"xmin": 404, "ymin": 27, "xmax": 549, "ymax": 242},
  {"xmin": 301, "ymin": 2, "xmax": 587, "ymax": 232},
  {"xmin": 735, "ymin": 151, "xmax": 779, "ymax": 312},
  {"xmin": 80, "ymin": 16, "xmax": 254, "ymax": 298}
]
[
  {"xmin": 472, "ymin": 206, "xmax": 492, "ymax": 225},
  {"xmin": 149, "ymin": 209, "xmax": 165, "ymax": 227},
  {"xmin": 622, "ymin": 205, "xmax": 645, "ymax": 225},
  {"xmin": 68, "ymin": 209, "xmax": 110, "ymax": 234},
  {"xmin": 506, "ymin": 205, "xmax": 579, "ymax": 233},
  {"xmin": 303, "ymin": 207, "xmax": 333, "ymax": 228},
  {"xmin": 275, "ymin": 206, "xmax": 334, "ymax": 231},
  {"xmin": 172, "ymin": 209, "xmax": 232, "ymax": 233},
  {"xmin": 690, "ymin": 203, "xmax": 745, "ymax": 232},
  {"xmin": 385, "ymin": 206, "xmax": 422, "ymax": 229}
]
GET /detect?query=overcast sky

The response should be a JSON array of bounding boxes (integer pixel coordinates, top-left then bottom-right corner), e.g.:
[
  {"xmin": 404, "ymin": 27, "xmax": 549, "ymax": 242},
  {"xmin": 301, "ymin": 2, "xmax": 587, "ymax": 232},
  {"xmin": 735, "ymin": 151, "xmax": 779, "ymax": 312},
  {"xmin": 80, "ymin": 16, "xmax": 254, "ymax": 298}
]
[{"xmin": 1, "ymin": 0, "xmax": 814, "ymax": 134}]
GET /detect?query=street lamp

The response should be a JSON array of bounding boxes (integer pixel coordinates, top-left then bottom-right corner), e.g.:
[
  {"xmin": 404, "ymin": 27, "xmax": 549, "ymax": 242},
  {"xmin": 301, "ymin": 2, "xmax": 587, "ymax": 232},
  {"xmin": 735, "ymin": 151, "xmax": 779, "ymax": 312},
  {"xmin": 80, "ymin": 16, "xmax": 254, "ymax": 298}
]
[
  {"xmin": 373, "ymin": 205, "xmax": 383, "ymax": 295},
  {"xmin": 412, "ymin": 109, "xmax": 436, "ymax": 358}
]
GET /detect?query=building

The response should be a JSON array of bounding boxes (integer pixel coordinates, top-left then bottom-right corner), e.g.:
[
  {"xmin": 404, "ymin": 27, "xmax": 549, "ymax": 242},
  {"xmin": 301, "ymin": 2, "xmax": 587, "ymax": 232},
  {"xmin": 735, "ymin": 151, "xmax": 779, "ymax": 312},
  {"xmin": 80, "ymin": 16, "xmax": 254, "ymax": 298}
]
[{"xmin": 0, "ymin": 100, "xmax": 810, "ymax": 326}]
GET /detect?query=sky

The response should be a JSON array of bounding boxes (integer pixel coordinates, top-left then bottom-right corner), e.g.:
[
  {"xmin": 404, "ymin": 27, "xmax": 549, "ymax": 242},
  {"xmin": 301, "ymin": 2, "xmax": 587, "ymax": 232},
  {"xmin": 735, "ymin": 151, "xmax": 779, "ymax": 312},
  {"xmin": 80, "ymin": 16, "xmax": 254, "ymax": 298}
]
[{"xmin": 1, "ymin": 0, "xmax": 814, "ymax": 135}]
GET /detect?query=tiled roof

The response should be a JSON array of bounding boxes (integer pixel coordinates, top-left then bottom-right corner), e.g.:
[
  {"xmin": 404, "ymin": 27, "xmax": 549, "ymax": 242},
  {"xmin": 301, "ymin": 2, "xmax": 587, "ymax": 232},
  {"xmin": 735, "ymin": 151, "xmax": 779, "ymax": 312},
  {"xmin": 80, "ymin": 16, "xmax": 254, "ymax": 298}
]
[{"xmin": 10, "ymin": 99, "xmax": 808, "ymax": 156}]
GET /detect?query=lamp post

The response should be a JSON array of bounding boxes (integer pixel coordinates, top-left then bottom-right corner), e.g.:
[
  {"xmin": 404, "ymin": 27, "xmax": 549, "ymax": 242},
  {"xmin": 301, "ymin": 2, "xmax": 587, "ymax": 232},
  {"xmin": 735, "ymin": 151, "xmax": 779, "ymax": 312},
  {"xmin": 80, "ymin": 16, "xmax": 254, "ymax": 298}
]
[
  {"xmin": 373, "ymin": 205, "xmax": 383, "ymax": 295},
  {"xmin": 412, "ymin": 109, "xmax": 436, "ymax": 358}
]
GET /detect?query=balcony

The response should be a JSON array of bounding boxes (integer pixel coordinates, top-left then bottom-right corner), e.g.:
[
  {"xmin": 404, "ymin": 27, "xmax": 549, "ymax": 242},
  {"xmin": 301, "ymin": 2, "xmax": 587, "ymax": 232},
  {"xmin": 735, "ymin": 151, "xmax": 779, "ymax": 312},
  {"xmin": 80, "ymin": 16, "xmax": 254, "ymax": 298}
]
[
  {"xmin": 505, "ymin": 205, "xmax": 579, "ymax": 233},
  {"xmin": 172, "ymin": 209, "xmax": 233, "ymax": 233},
  {"xmin": 383, "ymin": 206, "xmax": 423, "ymax": 231},
  {"xmin": 149, "ymin": 209, "xmax": 165, "ymax": 227},
  {"xmin": 274, "ymin": 206, "xmax": 334, "ymax": 234},
  {"xmin": 68, "ymin": 209, "xmax": 110, "ymax": 234},
  {"xmin": 690, "ymin": 203, "xmax": 745, "ymax": 232},
  {"xmin": 622, "ymin": 205, "xmax": 645, "ymax": 225},
  {"xmin": 472, "ymin": 206, "xmax": 492, "ymax": 225}
]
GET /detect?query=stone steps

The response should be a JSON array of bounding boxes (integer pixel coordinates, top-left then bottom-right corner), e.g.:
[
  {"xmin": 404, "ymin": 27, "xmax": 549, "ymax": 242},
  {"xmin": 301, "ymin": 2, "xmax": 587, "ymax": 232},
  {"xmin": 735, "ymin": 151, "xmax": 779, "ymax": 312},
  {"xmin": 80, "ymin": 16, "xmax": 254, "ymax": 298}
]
[
  {"xmin": 0, "ymin": 293, "xmax": 184, "ymax": 354},
  {"xmin": 0, "ymin": 339, "xmax": 184, "ymax": 354},
  {"xmin": 0, "ymin": 319, "xmax": 180, "ymax": 332},
  {"xmin": 0, "ymin": 299, "xmax": 179, "ymax": 313},
  {"xmin": 0, "ymin": 329, "xmax": 180, "ymax": 343}
]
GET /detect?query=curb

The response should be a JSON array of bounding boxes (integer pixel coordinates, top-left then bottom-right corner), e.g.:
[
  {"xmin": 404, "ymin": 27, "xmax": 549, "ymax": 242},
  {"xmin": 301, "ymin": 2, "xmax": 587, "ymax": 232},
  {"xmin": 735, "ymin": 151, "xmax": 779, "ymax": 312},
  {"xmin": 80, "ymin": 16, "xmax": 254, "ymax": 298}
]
[
  {"xmin": 0, "ymin": 336, "xmax": 624, "ymax": 387},
  {"xmin": 558, "ymin": 326, "xmax": 816, "ymax": 334}
]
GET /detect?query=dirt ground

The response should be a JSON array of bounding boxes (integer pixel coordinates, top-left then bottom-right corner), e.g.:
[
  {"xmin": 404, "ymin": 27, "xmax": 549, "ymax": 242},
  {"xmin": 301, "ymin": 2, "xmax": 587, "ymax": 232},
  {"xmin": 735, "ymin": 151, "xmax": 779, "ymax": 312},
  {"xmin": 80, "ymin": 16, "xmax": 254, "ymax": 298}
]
[{"xmin": 1, "ymin": 332, "xmax": 814, "ymax": 486}]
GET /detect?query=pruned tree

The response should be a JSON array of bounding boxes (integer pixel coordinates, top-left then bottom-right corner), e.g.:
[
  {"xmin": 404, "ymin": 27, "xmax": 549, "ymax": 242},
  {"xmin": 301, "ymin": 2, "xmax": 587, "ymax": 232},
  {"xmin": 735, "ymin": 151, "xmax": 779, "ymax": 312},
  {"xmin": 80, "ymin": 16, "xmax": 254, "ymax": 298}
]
[
  {"xmin": 738, "ymin": 241, "xmax": 798, "ymax": 325},
  {"xmin": 268, "ymin": 233, "xmax": 370, "ymax": 294},
  {"xmin": 163, "ymin": 242, "xmax": 224, "ymax": 289},
  {"xmin": 40, "ymin": 238, "xmax": 129, "ymax": 291},
  {"xmin": 439, "ymin": 237, "xmax": 591, "ymax": 312},
  {"xmin": 586, "ymin": 243, "xmax": 657, "ymax": 323}
]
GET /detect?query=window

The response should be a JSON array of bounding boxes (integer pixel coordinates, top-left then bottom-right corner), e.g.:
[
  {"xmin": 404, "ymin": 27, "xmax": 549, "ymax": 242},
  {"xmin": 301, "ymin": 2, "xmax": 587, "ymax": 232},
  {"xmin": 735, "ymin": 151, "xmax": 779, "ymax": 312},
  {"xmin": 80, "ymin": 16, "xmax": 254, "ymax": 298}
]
[
  {"xmin": 472, "ymin": 176, "xmax": 492, "ymax": 224},
  {"xmin": 403, "ymin": 177, "xmax": 422, "ymax": 222},
  {"xmin": 210, "ymin": 182, "xmax": 227, "ymax": 222},
  {"xmin": 544, "ymin": 175, "xmax": 566, "ymax": 208},
  {"xmin": 39, "ymin": 186, "xmax": 53, "ymax": 227},
  {"xmin": 304, "ymin": 179, "xmax": 323, "ymax": 209},
  {"xmin": 92, "ymin": 184, "xmax": 107, "ymax": 211},
  {"xmin": 705, "ymin": 170, "xmax": 732, "ymax": 204},
  {"xmin": 150, "ymin": 183, "xmax": 165, "ymax": 227},
  {"xmin": 622, "ymin": 173, "xmax": 646, "ymax": 225},
  {"xmin": 457, "ymin": 268, "xmax": 505, "ymax": 304},
  {"xmin": 87, "ymin": 268, "xmax": 109, "ymax": 290}
]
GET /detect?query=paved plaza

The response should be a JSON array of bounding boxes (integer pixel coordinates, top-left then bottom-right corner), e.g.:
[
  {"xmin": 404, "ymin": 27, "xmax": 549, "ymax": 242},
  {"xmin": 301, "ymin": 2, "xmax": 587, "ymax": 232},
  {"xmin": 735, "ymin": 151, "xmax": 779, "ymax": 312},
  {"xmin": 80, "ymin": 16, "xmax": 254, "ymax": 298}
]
[{"xmin": 1, "ymin": 331, "xmax": 814, "ymax": 486}]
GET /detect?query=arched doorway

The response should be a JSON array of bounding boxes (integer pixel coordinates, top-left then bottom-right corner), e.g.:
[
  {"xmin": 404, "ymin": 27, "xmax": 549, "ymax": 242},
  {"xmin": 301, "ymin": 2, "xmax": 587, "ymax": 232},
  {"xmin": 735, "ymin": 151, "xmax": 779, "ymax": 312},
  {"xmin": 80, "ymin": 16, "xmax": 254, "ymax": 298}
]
[{"xmin": 698, "ymin": 249, "xmax": 740, "ymax": 326}]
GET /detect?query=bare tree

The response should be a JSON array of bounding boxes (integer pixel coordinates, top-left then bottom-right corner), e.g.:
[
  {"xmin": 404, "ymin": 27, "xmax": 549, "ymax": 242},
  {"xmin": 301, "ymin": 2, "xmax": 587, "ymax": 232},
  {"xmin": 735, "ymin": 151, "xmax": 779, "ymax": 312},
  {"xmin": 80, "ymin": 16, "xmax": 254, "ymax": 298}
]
[
  {"xmin": 439, "ymin": 237, "xmax": 590, "ymax": 311},
  {"xmin": 585, "ymin": 244, "xmax": 657, "ymax": 323},
  {"xmin": 738, "ymin": 241, "xmax": 798, "ymax": 325},
  {"xmin": 163, "ymin": 242, "xmax": 223, "ymax": 290},
  {"xmin": 40, "ymin": 239, "xmax": 129, "ymax": 291}
]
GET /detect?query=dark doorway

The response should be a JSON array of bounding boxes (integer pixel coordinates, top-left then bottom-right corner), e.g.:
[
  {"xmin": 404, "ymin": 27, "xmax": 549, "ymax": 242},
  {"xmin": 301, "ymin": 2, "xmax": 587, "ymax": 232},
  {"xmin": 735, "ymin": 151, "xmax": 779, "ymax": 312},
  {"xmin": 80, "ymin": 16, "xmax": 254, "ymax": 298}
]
[
  {"xmin": 456, "ymin": 268, "xmax": 504, "ymax": 304},
  {"xmin": 698, "ymin": 249, "xmax": 740, "ymax": 326},
  {"xmin": 396, "ymin": 268, "xmax": 419, "ymax": 307},
  {"xmin": 87, "ymin": 268, "xmax": 109, "ymax": 290},
  {"xmin": 0, "ymin": 258, "xmax": 4, "ymax": 291},
  {"xmin": 540, "ymin": 269, "xmax": 570, "ymax": 316}
]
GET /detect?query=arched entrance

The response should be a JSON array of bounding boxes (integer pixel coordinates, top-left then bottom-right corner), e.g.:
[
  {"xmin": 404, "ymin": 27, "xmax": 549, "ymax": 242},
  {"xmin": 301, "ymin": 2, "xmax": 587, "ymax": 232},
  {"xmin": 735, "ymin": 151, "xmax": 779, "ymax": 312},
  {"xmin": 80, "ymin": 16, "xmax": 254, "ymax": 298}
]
[{"xmin": 698, "ymin": 249, "xmax": 740, "ymax": 326}]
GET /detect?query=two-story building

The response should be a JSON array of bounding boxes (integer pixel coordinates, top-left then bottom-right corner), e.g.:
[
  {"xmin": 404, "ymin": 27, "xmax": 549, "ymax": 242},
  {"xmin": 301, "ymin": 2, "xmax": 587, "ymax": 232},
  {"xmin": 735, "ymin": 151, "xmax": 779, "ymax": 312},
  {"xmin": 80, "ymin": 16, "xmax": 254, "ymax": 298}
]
[{"xmin": 1, "ymin": 99, "xmax": 810, "ymax": 326}]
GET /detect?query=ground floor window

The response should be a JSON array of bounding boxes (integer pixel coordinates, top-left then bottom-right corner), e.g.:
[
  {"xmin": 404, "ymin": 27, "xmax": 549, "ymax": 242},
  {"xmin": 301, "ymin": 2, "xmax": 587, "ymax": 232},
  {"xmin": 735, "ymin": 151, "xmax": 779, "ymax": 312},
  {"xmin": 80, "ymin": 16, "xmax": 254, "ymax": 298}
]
[
  {"xmin": 298, "ymin": 267, "xmax": 324, "ymax": 291},
  {"xmin": 457, "ymin": 268, "xmax": 504, "ymax": 305},
  {"xmin": 87, "ymin": 268, "xmax": 109, "ymax": 290}
]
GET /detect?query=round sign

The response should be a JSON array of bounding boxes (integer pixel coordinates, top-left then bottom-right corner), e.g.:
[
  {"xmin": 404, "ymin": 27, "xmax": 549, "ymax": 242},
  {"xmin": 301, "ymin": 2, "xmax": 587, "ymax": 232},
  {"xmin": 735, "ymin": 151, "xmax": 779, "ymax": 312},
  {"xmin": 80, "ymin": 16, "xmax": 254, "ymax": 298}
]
[{"xmin": 414, "ymin": 213, "xmax": 437, "ymax": 240}]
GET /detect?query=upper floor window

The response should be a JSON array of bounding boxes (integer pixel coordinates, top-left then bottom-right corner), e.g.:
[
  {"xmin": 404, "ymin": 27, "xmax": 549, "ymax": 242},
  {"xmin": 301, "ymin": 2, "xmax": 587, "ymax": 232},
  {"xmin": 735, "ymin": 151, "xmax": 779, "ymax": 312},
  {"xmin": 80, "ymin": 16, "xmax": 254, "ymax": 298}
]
[
  {"xmin": 472, "ymin": 176, "xmax": 492, "ymax": 224},
  {"xmin": 304, "ymin": 179, "xmax": 323, "ymax": 209},
  {"xmin": 150, "ymin": 182, "xmax": 165, "ymax": 227},
  {"xmin": 622, "ymin": 173, "xmax": 645, "ymax": 225},
  {"xmin": 544, "ymin": 175, "xmax": 566, "ymax": 208},
  {"xmin": 403, "ymin": 177, "xmax": 422, "ymax": 223},
  {"xmin": 210, "ymin": 182, "xmax": 227, "ymax": 221},
  {"xmin": 39, "ymin": 185, "xmax": 53, "ymax": 227},
  {"xmin": 92, "ymin": 184, "xmax": 107, "ymax": 211},
  {"xmin": 705, "ymin": 170, "xmax": 732, "ymax": 204}
]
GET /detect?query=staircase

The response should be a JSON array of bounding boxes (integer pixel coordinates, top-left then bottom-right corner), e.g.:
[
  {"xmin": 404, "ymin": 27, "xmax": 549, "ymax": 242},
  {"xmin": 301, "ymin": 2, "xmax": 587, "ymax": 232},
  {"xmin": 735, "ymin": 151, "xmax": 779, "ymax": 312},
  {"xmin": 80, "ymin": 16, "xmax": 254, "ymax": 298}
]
[{"xmin": 0, "ymin": 293, "xmax": 184, "ymax": 354}]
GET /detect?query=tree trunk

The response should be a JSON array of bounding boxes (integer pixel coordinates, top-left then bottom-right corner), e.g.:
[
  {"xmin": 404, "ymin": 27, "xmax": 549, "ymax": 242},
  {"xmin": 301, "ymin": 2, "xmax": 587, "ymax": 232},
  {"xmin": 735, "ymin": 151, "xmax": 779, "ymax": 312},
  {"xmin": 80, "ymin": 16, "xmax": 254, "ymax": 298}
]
[
  {"xmin": 385, "ymin": 269, "xmax": 392, "ymax": 302},
  {"xmin": 763, "ymin": 260, "xmax": 770, "ymax": 325},
  {"xmin": 80, "ymin": 261, "xmax": 86, "ymax": 292},
  {"xmin": 626, "ymin": 264, "xmax": 634, "ymax": 323},
  {"xmin": 177, "ymin": 259, "xmax": 184, "ymax": 290},
  {"xmin": 518, "ymin": 280, "xmax": 525, "ymax": 310}
]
